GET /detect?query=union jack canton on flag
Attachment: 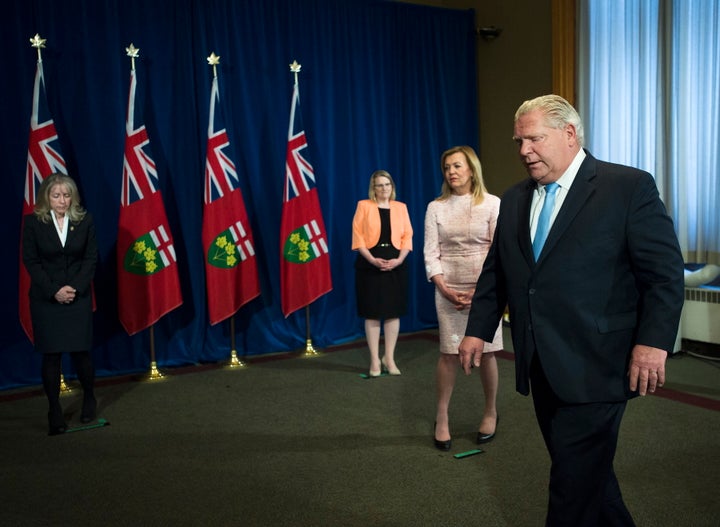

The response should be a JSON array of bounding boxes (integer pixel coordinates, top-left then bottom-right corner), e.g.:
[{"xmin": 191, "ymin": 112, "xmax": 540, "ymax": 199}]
[
  {"xmin": 279, "ymin": 80, "xmax": 332, "ymax": 317},
  {"xmin": 202, "ymin": 74, "xmax": 260, "ymax": 325},
  {"xmin": 19, "ymin": 60, "xmax": 67, "ymax": 342},
  {"xmin": 116, "ymin": 67, "xmax": 182, "ymax": 336}
]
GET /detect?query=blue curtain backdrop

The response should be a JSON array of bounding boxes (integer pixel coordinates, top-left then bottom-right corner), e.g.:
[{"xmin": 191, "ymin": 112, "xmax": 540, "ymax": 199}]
[{"xmin": 0, "ymin": 0, "xmax": 478, "ymax": 389}]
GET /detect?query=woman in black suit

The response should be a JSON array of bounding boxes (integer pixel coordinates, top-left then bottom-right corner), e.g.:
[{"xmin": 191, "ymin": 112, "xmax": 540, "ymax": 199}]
[{"xmin": 22, "ymin": 173, "xmax": 98, "ymax": 435}]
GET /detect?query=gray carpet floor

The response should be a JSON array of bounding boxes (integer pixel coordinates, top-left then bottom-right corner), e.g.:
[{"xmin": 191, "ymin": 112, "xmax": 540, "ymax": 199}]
[{"xmin": 1, "ymin": 329, "xmax": 718, "ymax": 526}]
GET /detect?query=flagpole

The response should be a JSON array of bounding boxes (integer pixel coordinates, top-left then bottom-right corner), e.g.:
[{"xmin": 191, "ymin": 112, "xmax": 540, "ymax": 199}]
[
  {"xmin": 206, "ymin": 51, "xmax": 249, "ymax": 369},
  {"xmin": 123, "ymin": 42, "xmax": 164, "ymax": 382},
  {"xmin": 59, "ymin": 374, "xmax": 72, "ymax": 393},
  {"xmin": 225, "ymin": 315, "xmax": 247, "ymax": 368},
  {"xmin": 29, "ymin": 33, "xmax": 73, "ymax": 390},
  {"xmin": 302, "ymin": 305, "xmax": 321, "ymax": 357},
  {"xmin": 142, "ymin": 325, "xmax": 165, "ymax": 381},
  {"xmin": 287, "ymin": 60, "xmax": 321, "ymax": 358}
]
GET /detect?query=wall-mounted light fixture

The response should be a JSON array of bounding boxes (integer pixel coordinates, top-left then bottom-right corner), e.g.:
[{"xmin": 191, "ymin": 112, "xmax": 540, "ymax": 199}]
[{"xmin": 476, "ymin": 26, "xmax": 503, "ymax": 41}]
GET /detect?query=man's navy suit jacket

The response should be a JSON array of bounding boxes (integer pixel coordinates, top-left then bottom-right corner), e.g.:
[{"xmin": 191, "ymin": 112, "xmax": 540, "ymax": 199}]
[{"xmin": 466, "ymin": 151, "xmax": 685, "ymax": 403}]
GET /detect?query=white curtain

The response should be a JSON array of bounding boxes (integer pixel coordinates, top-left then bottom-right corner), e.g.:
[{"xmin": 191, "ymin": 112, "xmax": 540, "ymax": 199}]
[{"xmin": 577, "ymin": 0, "xmax": 720, "ymax": 265}]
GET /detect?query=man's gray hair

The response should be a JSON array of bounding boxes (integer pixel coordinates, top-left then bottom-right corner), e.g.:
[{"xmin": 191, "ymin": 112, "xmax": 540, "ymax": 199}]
[{"xmin": 515, "ymin": 94, "xmax": 585, "ymax": 147}]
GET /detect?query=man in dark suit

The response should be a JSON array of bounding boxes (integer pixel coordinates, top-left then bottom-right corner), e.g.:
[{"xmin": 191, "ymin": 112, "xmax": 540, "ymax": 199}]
[{"xmin": 459, "ymin": 95, "xmax": 684, "ymax": 526}]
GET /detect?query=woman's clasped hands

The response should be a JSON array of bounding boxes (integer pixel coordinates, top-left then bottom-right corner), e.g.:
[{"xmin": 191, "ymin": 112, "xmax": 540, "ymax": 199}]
[{"xmin": 55, "ymin": 285, "xmax": 77, "ymax": 304}]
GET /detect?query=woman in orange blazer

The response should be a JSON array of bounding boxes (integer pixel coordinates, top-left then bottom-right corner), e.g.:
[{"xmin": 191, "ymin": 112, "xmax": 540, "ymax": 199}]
[{"xmin": 352, "ymin": 170, "xmax": 413, "ymax": 377}]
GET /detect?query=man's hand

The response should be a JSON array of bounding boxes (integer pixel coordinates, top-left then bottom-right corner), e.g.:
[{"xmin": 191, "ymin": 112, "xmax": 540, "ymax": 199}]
[
  {"xmin": 458, "ymin": 336, "xmax": 485, "ymax": 375},
  {"xmin": 628, "ymin": 344, "xmax": 668, "ymax": 395}
]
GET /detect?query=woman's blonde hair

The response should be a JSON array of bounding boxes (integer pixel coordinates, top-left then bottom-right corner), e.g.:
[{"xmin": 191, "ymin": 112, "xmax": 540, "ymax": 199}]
[
  {"xmin": 367, "ymin": 169, "xmax": 397, "ymax": 201},
  {"xmin": 34, "ymin": 173, "xmax": 87, "ymax": 223},
  {"xmin": 437, "ymin": 146, "xmax": 486, "ymax": 204}
]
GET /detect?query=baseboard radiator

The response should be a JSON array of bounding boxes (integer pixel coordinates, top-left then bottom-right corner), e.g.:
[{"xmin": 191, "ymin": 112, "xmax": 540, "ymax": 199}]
[{"xmin": 680, "ymin": 287, "xmax": 720, "ymax": 359}]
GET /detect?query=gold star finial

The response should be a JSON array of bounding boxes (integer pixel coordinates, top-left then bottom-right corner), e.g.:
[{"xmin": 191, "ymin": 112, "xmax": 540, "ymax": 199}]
[
  {"xmin": 30, "ymin": 33, "xmax": 47, "ymax": 49},
  {"xmin": 125, "ymin": 43, "xmax": 140, "ymax": 71},
  {"xmin": 30, "ymin": 33, "xmax": 47, "ymax": 62},
  {"xmin": 289, "ymin": 60, "xmax": 302, "ymax": 85},
  {"xmin": 126, "ymin": 43, "xmax": 140, "ymax": 59},
  {"xmin": 207, "ymin": 52, "xmax": 221, "ymax": 78},
  {"xmin": 207, "ymin": 52, "xmax": 220, "ymax": 66}
]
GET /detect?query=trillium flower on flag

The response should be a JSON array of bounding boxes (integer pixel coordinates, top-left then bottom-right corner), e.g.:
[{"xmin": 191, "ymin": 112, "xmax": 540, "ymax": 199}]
[
  {"xmin": 202, "ymin": 72, "xmax": 260, "ymax": 325},
  {"xmin": 207, "ymin": 220, "xmax": 255, "ymax": 270},
  {"xmin": 122, "ymin": 225, "xmax": 178, "ymax": 275},
  {"xmin": 116, "ymin": 66, "xmax": 182, "ymax": 335},
  {"xmin": 282, "ymin": 220, "xmax": 328, "ymax": 264},
  {"xmin": 279, "ymin": 79, "xmax": 332, "ymax": 317}
]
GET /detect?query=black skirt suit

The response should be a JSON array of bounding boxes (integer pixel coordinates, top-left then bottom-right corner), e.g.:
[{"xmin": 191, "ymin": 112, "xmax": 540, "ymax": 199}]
[{"xmin": 22, "ymin": 213, "xmax": 98, "ymax": 353}]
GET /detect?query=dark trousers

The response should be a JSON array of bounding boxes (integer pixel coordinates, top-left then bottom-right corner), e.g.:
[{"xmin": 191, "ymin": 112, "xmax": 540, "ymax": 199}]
[{"xmin": 530, "ymin": 357, "xmax": 636, "ymax": 527}]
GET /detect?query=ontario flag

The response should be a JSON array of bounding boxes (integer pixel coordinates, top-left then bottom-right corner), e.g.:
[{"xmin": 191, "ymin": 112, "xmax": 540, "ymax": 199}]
[
  {"xmin": 202, "ymin": 75, "xmax": 260, "ymax": 325},
  {"xmin": 280, "ymin": 81, "xmax": 332, "ymax": 317},
  {"xmin": 117, "ymin": 68, "xmax": 182, "ymax": 335},
  {"xmin": 19, "ymin": 60, "xmax": 67, "ymax": 342}
]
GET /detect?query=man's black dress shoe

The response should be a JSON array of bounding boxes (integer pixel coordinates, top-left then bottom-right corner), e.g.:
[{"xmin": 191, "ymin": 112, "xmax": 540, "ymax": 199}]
[
  {"xmin": 477, "ymin": 415, "xmax": 500, "ymax": 444},
  {"xmin": 434, "ymin": 422, "xmax": 452, "ymax": 451}
]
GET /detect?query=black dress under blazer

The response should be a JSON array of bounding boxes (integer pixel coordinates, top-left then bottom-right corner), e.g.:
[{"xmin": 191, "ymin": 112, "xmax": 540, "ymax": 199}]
[{"xmin": 22, "ymin": 212, "xmax": 98, "ymax": 354}]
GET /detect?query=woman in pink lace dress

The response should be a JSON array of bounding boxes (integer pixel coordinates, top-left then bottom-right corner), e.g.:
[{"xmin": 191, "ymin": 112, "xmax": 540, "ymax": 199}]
[{"xmin": 424, "ymin": 146, "xmax": 503, "ymax": 451}]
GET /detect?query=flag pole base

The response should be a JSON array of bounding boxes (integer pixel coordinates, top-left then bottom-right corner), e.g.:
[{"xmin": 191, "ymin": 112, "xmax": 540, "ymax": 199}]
[
  {"xmin": 142, "ymin": 361, "xmax": 166, "ymax": 381},
  {"xmin": 224, "ymin": 349, "xmax": 247, "ymax": 369},
  {"xmin": 59, "ymin": 374, "xmax": 72, "ymax": 394},
  {"xmin": 301, "ymin": 338, "xmax": 321, "ymax": 358}
]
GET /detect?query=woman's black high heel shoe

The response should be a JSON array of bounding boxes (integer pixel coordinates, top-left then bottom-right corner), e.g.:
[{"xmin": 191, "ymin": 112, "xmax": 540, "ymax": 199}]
[
  {"xmin": 477, "ymin": 414, "xmax": 500, "ymax": 444},
  {"xmin": 48, "ymin": 410, "xmax": 67, "ymax": 436},
  {"xmin": 80, "ymin": 395, "xmax": 97, "ymax": 424},
  {"xmin": 433, "ymin": 421, "xmax": 452, "ymax": 451}
]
